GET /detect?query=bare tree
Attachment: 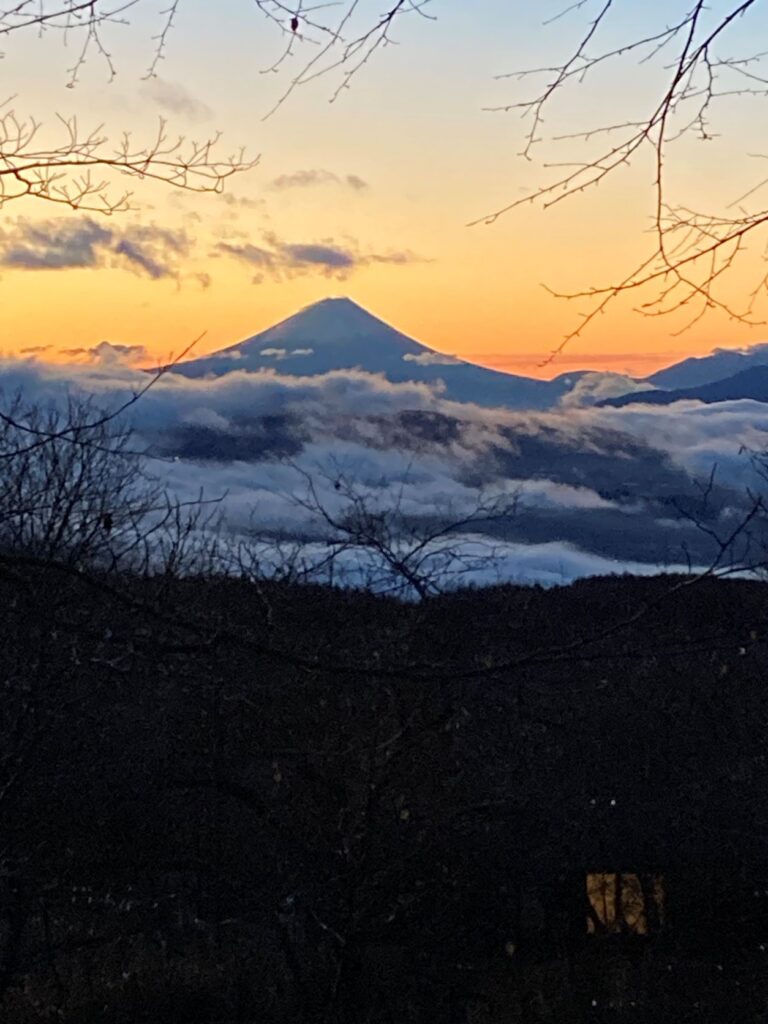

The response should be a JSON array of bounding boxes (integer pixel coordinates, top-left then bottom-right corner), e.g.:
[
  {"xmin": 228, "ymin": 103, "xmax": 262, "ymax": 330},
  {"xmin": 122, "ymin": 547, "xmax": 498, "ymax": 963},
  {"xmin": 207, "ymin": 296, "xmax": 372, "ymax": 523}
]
[
  {"xmin": 0, "ymin": 106, "xmax": 256, "ymax": 213},
  {"xmin": 0, "ymin": 1, "xmax": 433, "ymax": 90},
  {"xmin": 236, "ymin": 461, "xmax": 519, "ymax": 599},
  {"xmin": 479, "ymin": 1, "xmax": 768, "ymax": 354},
  {"xmin": 7, "ymin": 0, "xmax": 767, "ymax": 343},
  {"xmin": 0, "ymin": 391, "xmax": 222, "ymax": 575},
  {"xmin": 0, "ymin": 1, "xmax": 432, "ymax": 211}
]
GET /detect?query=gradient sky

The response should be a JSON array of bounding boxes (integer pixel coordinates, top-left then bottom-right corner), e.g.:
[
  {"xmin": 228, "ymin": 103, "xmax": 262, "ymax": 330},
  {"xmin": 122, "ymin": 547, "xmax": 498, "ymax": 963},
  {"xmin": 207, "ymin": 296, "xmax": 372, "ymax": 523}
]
[{"xmin": 3, "ymin": 0, "xmax": 768, "ymax": 376}]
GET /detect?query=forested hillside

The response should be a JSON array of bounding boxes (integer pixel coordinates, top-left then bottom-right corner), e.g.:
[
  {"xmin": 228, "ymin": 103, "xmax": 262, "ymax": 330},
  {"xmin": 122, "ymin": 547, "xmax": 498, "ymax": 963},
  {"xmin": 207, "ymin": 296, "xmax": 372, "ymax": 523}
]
[{"xmin": 2, "ymin": 561, "xmax": 768, "ymax": 1023}]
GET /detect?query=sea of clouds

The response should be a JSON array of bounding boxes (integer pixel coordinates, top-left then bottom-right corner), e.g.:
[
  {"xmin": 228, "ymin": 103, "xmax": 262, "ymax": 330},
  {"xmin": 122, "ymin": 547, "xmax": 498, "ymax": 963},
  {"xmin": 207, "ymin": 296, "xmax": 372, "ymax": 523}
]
[{"xmin": 3, "ymin": 355, "xmax": 766, "ymax": 591}]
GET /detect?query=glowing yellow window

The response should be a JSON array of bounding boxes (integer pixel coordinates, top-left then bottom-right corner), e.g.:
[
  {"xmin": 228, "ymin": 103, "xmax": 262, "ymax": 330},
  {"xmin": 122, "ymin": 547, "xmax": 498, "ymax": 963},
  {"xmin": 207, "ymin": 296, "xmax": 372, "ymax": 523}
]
[{"xmin": 587, "ymin": 873, "xmax": 665, "ymax": 935}]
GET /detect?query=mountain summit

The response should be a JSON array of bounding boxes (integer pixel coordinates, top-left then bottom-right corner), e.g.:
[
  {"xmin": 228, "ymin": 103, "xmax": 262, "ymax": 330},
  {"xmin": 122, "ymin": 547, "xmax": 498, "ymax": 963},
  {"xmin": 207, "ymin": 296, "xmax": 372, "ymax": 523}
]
[
  {"xmin": 212, "ymin": 297, "xmax": 430, "ymax": 364},
  {"xmin": 245, "ymin": 296, "xmax": 417, "ymax": 348},
  {"xmin": 173, "ymin": 297, "xmax": 585, "ymax": 409}
]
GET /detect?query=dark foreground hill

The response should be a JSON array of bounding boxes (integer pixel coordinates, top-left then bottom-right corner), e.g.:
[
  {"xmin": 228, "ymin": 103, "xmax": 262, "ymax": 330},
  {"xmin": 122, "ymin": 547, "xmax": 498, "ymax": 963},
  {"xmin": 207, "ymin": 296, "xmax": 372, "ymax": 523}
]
[{"xmin": 3, "ymin": 566, "xmax": 768, "ymax": 1024}]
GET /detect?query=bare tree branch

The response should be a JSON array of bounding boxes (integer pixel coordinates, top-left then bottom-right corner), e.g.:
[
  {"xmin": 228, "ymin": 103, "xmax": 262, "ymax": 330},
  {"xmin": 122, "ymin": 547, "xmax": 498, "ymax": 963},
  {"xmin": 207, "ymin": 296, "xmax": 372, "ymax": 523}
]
[{"xmin": 475, "ymin": 0, "xmax": 768, "ymax": 357}]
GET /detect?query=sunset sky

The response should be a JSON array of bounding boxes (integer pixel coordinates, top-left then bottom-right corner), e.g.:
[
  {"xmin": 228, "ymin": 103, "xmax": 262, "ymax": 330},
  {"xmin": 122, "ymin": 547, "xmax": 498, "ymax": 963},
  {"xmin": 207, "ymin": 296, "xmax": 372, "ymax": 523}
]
[{"xmin": 3, "ymin": 0, "xmax": 768, "ymax": 377}]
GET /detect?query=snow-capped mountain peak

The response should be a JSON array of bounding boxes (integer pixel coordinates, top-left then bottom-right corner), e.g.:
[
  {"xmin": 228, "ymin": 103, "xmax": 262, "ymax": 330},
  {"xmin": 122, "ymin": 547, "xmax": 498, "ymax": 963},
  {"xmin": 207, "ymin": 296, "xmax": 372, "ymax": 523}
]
[{"xmin": 172, "ymin": 296, "xmax": 590, "ymax": 409}]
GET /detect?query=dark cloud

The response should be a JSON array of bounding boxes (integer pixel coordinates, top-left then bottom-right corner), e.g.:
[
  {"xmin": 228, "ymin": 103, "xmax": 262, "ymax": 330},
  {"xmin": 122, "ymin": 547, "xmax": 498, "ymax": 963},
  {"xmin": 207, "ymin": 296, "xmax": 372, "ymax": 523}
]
[
  {"xmin": 216, "ymin": 233, "xmax": 423, "ymax": 281},
  {"xmin": 283, "ymin": 243, "xmax": 356, "ymax": 269},
  {"xmin": 271, "ymin": 169, "xmax": 369, "ymax": 191},
  {"xmin": 20, "ymin": 345, "xmax": 53, "ymax": 355},
  {"xmin": 140, "ymin": 77, "xmax": 213, "ymax": 121},
  {"xmin": 114, "ymin": 224, "xmax": 189, "ymax": 280},
  {"xmin": 0, "ymin": 218, "xmax": 191, "ymax": 280},
  {"xmin": 217, "ymin": 242, "xmax": 274, "ymax": 268},
  {"xmin": 1, "ymin": 219, "xmax": 112, "ymax": 270},
  {"xmin": 113, "ymin": 240, "xmax": 167, "ymax": 280}
]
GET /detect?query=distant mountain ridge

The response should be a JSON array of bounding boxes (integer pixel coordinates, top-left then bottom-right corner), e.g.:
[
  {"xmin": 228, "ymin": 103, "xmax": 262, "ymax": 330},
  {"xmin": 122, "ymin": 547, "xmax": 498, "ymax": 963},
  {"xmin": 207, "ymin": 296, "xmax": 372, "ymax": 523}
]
[
  {"xmin": 648, "ymin": 343, "xmax": 768, "ymax": 389},
  {"xmin": 171, "ymin": 296, "xmax": 768, "ymax": 412},
  {"xmin": 173, "ymin": 297, "xmax": 589, "ymax": 410},
  {"xmin": 600, "ymin": 366, "xmax": 768, "ymax": 408}
]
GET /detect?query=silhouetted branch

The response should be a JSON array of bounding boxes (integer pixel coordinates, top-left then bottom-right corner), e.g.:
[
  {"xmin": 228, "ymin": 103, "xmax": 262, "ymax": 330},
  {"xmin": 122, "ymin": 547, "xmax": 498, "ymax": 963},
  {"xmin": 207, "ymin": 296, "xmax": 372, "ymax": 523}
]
[
  {"xmin": 475, "ymin": 0, "xmax": 768, "ymax": 357},
  {"xmin": 0, "ymin": 106, "xmax": 256, "ymax": 213}
]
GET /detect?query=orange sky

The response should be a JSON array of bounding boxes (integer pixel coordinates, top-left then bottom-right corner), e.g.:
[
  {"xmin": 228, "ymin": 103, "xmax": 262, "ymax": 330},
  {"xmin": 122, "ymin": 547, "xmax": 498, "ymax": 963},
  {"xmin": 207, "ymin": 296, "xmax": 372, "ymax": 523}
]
[{"xmin": 3, "ymin": 1, "xmax": 768, "ymax": 380}]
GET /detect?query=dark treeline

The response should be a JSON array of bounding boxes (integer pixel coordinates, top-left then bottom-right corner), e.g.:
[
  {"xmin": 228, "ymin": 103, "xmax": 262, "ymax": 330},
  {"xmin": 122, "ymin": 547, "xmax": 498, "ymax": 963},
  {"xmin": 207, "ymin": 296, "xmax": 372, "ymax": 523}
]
[{"xmin": 2, "ymin": 563, "xmax": 768, "ymax": 1023}]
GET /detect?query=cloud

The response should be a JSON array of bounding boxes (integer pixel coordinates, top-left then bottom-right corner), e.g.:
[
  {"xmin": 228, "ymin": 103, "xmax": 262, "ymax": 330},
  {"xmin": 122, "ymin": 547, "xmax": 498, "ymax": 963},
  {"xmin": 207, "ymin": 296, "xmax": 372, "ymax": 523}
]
[
  {"xmin": 216, "ymin": 242, "xmax": 274, "ymax": 270},
  {"xmin": 58, "ymin": 341, "xmax": 150, "ymax": 366},
  {"xmin": 216, "ymin": 232, "xmax": 424, "ymax": 281},
  {"xmin": 219, "ymin": 194, "xmax": 264, "ymax": 210},
  {"xmin": 113, "ymin": 238, "xmax": 170, "ymax": 280},
  {"xmin": 579, "ymin": 399, "xmax": 768, "ymax": 483},
  {"xmin": 345, "ymin": 175, "xmax": 368, "ymax": 191},
  {"xmin": 140, "ymin": 78, "xmax": 213, "ymax": 121},
  {"xmin": 20, "ymin": 345, "xmax": 52, "ymax": 355},
  {"xmin": 0, "ymin": 218, "xmax": 191, "ymax": 280},
  {"xmin": 0, "ymin": 219, "xmax": 111, "ymax": 270},
  {"xmin": 515, "ymin": 479, "xmax": 617, "ymax": 511},
  {"xmin": 560, "ymin": 372, "xmax": 656, "ymax": 408},
  {"xmin": 404, "ymin": 351, "xmax": 460, "ymax": 367},
  {"xmin": 3, "ymin": 356, "xmax": 765, "ymax": 588},
  {"xmin": 271, "ymin": 169, "xmax": 369, "ymax": 191},
  {"xmin": 259, "ymin": 347, "xmax": 315, "ymax": 361},
  {"xmin": 284, "ymin": 243, "xmax": 355, "ymax": 269}
]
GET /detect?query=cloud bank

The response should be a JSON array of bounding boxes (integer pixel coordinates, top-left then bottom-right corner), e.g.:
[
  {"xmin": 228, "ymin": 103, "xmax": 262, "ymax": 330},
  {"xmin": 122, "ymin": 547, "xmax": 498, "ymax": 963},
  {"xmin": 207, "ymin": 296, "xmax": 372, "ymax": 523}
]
[
  {"xmin": 1, "ymin": 356, "xmax": 764, "ymax": 588},
  {"xmin": 0, "ymin": 218, "xmax": 190, "ymax": 280},
  {"xmin": 271, "ymin": 169, "xmax": 369, "ymax": 191}
]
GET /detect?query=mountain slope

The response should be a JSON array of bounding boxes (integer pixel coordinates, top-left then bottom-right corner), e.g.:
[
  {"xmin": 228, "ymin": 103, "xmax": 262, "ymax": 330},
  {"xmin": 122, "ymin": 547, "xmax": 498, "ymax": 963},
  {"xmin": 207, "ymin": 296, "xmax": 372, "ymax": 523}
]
[
  {"xmin": 173, "ymin": 297, "xmax": 588, "ymax": 410},
  {"xmin": 648, "ymin": 342, "xmax": 768, "ymax": 389},
  {"xmin": 601, "ymin": 365, "xmax": 768, "ymax": 407}
]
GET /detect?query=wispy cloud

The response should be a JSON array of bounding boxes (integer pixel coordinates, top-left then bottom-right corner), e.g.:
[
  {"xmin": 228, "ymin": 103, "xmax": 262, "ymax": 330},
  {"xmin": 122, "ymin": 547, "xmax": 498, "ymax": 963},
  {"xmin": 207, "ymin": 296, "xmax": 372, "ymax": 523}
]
[
  {"xmin": 0, "ymin": 218, "xmax": 191, "ymax": 280},
  {"xmin": 59, "ymin": 341, "xmax": 150, "ymax": 366},
  {"xmin": 560, "ymin": 373, "xmax": 658, "ymax": 408},
  {"xmin": 216, "ymin": 232, "xmax": 424, "ymax": 282},
  {"xmin": 404, "ymin": 351, "xmax": 460, "ymax": 367},
  {"xmin": 20, "ymin": 344, "xmax": 53, "ymax": 355},
  {"xmin": 281, "ymin": 242, "xmax": 356, "ymax": 270},
  {"xmin": 219, "ymin": 194, "xmax": 264, "ymax": 210},
  {"xmin": 140, "ymin": 77, "xmax": 214, "ymax": 121},
  {"xmin": 271, "ymin": 169, "xmax": 369, "ymax": 191},
  {"xmin": 259, "ymin": 347, "xmax": 314, "ymax": 360}
]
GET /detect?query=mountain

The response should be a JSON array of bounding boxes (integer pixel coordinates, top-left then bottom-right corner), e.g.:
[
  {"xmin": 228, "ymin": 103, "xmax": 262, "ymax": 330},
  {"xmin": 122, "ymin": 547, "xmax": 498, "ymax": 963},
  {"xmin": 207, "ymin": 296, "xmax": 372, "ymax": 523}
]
[
  {"xmin": 600, "ymin": 366, "xmax": 768, "ymax": 408},
  {"xmin": 648, "ymin": 342, "xmax": 768, "ymax": 389},
  {"xmin": 173, "ymin": 297, "xmax": 589, "ymax": 410}
]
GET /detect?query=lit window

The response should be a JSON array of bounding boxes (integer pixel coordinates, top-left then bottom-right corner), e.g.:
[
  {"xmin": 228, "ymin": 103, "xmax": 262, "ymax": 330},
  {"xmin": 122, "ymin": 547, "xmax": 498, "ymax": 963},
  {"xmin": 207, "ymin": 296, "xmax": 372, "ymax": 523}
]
[{"xmin": 587, "ymin": 873, "xmax": 665, "ymax": 935}]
